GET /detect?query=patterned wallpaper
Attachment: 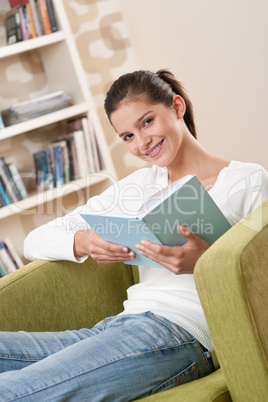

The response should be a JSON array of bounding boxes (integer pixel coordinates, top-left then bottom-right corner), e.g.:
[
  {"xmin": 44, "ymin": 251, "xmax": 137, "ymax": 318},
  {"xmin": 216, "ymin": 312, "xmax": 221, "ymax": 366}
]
[{"xmin": 0, "ymin": 0, "xmax": 145, "ymax": 179}]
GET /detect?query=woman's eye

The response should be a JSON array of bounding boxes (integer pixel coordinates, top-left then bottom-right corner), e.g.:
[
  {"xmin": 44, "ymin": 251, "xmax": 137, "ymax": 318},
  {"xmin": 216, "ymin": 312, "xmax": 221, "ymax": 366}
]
[
  {"xmin": 144, "ymin": 118, "xmax": 153, "ymax": 126},
  {"xmin": 122, "ymin": 133, "xmax": 133, "ymax": 142}
]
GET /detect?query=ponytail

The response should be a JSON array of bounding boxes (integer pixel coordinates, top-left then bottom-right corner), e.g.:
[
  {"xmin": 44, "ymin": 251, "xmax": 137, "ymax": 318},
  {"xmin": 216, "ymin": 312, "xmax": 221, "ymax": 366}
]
[{"xmin": 156, "ymin": 70, "xmax": 197, "ymax": 138}]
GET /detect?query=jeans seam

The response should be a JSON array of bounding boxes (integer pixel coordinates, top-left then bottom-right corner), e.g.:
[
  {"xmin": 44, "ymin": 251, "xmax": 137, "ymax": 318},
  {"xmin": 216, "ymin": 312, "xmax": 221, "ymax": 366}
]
[
  {"xmin": 146, "ymin": 312, "xmax": 185, "ymax": 343},
  {"xmin": 102, "ymin": 316, "xmax": 116, "ymax": 331},
  {"xmin": 0, "ymin": 354, "xmax": 45, "ymax": 362},
  {"xmin": 193, "ymin": 340, "xmax": 212, "ymax": 373}
]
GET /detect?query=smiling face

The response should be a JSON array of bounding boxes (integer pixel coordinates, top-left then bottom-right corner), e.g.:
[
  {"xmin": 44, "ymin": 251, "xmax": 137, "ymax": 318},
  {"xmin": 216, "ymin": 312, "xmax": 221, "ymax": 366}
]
[{"xmin": 110, "ymin": 96, "xmax": 187, "ymax": 171}]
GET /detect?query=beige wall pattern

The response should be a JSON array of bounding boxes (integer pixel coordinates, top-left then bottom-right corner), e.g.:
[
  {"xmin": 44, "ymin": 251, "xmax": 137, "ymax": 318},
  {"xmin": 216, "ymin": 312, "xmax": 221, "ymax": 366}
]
[
  {"xmin": 0, "ymin": 0, "xmax": 142, "ymax": 181},
  {"xmin": 62, "ymin": 0, "xmax": 144, "ymax": 179}
]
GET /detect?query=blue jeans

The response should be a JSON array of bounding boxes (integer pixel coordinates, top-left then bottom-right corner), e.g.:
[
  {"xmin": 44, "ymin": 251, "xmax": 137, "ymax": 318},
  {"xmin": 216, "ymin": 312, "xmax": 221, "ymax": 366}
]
[{"xmin": 0, "ymin": 312, "xmax": 214, "ymax": 401}]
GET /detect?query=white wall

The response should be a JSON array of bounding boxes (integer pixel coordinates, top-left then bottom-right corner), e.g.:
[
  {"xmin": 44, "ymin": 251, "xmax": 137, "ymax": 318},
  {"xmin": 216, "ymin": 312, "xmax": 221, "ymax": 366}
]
[{"xmin": 117, "ymin": 0, "xmax": 268, "ymax": 169}]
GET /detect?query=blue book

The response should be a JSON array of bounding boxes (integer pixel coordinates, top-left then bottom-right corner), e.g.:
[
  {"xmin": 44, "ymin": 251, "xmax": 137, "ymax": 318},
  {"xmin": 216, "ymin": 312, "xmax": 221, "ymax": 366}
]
[
  {"xmin": 0, "ymin": 176, "xmax": 11, "ymax": 206},
  {"xmin": 33, "ymin": 149, "xmax": 54, "ymax": 192},
  {"xmin": 81, "ymin": 175, "xmax": 232, "ymax": 268},
  {"xmin": 46, "ymin": 0, "xmax": 57, "ymax": 32},
  {"xmin": 0, "ymin": 264, "xmax": 6, "ymax": 277},
  {"xmin": 0, "ymin": 157, "xmax": 22, "ymax": 202},
  {"xmin": 53, "ymin": 146, "xmax": 65, "ymax": 187}
]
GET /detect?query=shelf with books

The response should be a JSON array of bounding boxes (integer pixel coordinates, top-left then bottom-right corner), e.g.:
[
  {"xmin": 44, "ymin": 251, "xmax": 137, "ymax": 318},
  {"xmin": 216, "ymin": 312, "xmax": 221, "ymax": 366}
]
[
  {"xmin": 0, "ymin": 103, "xmax": 89, "ymax": 141},
  {"xmin": 0, "ymin": 30, "xmax": 65, "ymax": 59},
  {"xmin": 1, "ymin": 112, "xmax": 107, "ymax": 216},
  {"xmin": 0, "ymin": 0, "xmax": 117, "ymax": 261},
  {"xmin": 0, "ymin": 171, "xmax": 112, "ymax": 220},
  {"xmin": 5, "ymin": 0, "xmax": 58, "ymax": 45}
]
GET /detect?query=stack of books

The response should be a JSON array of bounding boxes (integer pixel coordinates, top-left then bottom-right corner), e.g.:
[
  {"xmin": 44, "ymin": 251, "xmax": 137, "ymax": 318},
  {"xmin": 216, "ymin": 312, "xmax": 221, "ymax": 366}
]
[
  {"xmin": 0, "ymin": 157, "xmax": 28, "ymax": 208},
  {"xmin": 33, "ymin": 115, "xmax": 101, "ymax": 192},
  {"xmin": 1, "ymin": 91, "xmax": 72, "ymax": 127},
  {"xmin": 5, "ymin": 0, "xmax": 57, "ymax": 45},
  {"xmin": 0, "ymin": 238, "xmax": 24, "ymax": 277}
]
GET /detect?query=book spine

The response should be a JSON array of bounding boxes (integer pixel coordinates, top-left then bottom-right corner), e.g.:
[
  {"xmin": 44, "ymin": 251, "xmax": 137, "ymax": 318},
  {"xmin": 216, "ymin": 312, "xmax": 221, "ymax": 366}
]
[
  {"xmin": 37, "ymin": 0, "xmax": 52, "ymax": 35},
  {"xmin": 0, "ymin": 242, "xmax": 17, "ymax": 274},
  {"xmin": 0, "ymin": 160, "xmax": 16, "ymax": 203},
  {"xmin": 4, "ymin": 238, "xmax": 24, "ymax": 269},
  {"xmin": 8, "ymin": 163, "xmax": 28, "ymax": 199},
  {"xmin": 46, "ymin": 0, "xmax": 57, "ymax": 32},
  {"xmin": 0, "ymin": 191, "xmax": 3, "ymax": 208},
  {"xmin": 53, "ymin": 146, "xmax": 65, "ymax": 187},
  {"xmin": 87, "ymin": 115, "xmax": 101, "ymax": 172},
  {"xmin": 0, "ymin": 264, "xmax": 6, "ymax": 278},
  {"xmin": 64, "ymin": 137, "xmax": 76, "ymax": 181},
  {"xmin": 61, "ymin": 142, "xmax": 70, "ymax": 183},
  {"xmin": 5, "ymin": 10, "xmax": 16, "ymax": 45},
  {"xmin": 5, "ymin": 8, "xmax": 23, "ymax": 45},
  {"xmin": 0, "ymin": 112, "xmax": 5, "ymax": 129},
  {"xmin": 63, "ymin": 141, "xmax": 71, "ymax": 183},
  {"xmin": 8, "ymin": 0, "xmax": 29, "ymax": 7},
  {"xmin": 14, "ymin": 8, "xmax": 22, "ymax": 41},
  {"xmin": 1, "ymin": 241, "xmax": 20, "ymax": 270},
  {"xmin": 72, "ymin": 130, "xmax": 89, "ymax": 178},
  {"xmin": 0, "ymin": 158, "xmax": 22, "ymax": 201},
  {"xmin": 22, "ymin": 5, "xmax": 33, "ymax": 39},
  {"xmin": 0, "ymin": 178, "xmax": 11, "ymax": 206},
  {"xmin": 29, "ymin": 0, "xmax": 41, "ymax": 36},
  {"xmin": 34, "ymin": 0, "xmax": 44, "ymax": 35},
  {"xmin": 26, "ymin": 3, "xmax": 36, "ymax": 37},
  {"xmin": 50, "ymin": 140, "xmax": 70, "ymax": 183},
  {"xmin": 33, "ymin": 150, "xmax": 53, "ymax": 192},
  {"xmin": 81, "ymin": 117, "xmax": 95, "ymax": 173},
  {"xmin": 18, "ymin": 6, "xmax": 29, "ymax": 40},
  {"xmin": 69, "ymin": 134, "xmax": 79, "ymax": 180}
]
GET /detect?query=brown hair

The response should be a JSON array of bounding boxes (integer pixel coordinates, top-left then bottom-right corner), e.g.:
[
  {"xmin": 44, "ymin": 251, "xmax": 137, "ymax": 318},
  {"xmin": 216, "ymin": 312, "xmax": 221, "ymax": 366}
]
[{"xmin": 104, "ymin": 69, "xmax": 197, "ymax": 138}]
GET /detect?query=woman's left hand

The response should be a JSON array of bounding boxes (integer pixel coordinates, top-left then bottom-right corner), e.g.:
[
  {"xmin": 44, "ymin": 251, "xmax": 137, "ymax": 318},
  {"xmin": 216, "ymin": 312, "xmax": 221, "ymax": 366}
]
[{"xmin": 135, "ymin": 224, "xmax": 210, "ymax": 275}]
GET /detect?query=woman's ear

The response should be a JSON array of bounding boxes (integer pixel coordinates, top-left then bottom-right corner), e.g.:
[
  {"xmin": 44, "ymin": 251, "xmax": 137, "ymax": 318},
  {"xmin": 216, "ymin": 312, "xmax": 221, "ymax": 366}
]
[{"xmin": 173, "ymin": 95, "xmax": 186, "ymax": 118}]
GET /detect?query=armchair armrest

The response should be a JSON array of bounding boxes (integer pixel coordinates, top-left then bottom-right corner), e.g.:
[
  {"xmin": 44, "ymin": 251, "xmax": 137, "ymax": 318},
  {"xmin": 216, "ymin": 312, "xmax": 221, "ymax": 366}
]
[
  {"xmin": 194, "ymin": 200, "xmax": 268, "ymax": 401},
  {"xmin": 141, "ymin": 369, "xmax": 230, "ymax": 401},
  {"xmin": 0, "ymin": 257, "xmax": 136, "ymax": 332}
]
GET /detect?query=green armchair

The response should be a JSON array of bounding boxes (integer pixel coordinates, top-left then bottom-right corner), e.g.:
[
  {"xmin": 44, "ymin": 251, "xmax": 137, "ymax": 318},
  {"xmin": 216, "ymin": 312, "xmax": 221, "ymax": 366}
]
[{"xmin": 0, "ymin": 199, "xmax": 268, "ymax": 401}]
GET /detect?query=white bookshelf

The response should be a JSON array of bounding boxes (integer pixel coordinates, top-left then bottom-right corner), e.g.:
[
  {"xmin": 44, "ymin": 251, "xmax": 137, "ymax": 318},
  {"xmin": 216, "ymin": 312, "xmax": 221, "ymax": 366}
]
[
  {"xmin": 0, "ymin": 103, "xmax": 89, "ymax": 140},
  {"xmin": 0, "ymin": 1, "xmax": 117, "ymax": 261},
  {"xmin": 0, "ymin": 31, "xmax": 65, "ymax": 59},
  {"xmin": 0, "ymin": 171, "xmax": 113, "ymax": 220}
]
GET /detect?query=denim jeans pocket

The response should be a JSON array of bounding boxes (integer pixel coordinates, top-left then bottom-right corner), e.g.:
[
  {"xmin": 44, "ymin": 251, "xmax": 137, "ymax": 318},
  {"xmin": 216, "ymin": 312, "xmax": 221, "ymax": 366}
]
[{"xmin": 151, "ymin": 361, "xmax": 198, "ymax": 395}]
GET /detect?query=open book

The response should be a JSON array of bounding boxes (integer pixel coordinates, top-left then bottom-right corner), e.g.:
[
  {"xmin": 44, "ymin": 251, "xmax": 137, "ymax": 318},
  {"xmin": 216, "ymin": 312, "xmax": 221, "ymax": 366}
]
[{"xmin": 81, "ymin": 175, "xmax": 231, "ymax": 268}]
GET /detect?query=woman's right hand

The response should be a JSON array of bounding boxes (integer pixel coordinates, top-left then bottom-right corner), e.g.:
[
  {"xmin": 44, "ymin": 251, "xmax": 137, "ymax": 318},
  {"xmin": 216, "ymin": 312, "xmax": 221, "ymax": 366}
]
[{"xmin": 73, "ymin": 229, "xmax": 136, "ymax": 264}]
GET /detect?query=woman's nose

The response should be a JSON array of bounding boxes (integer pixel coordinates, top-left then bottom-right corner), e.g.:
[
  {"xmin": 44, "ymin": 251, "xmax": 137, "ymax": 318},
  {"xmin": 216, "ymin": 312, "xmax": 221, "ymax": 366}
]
[{"xmin": 138, "ymin": 133, "xmax": 152, "ymax": 150}]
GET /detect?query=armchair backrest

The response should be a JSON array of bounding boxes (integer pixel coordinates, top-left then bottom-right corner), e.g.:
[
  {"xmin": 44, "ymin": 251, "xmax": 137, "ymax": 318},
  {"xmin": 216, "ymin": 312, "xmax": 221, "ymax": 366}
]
[{"xmin": 195, "ymin": 200, "xmax": 268, "ymax": 401}]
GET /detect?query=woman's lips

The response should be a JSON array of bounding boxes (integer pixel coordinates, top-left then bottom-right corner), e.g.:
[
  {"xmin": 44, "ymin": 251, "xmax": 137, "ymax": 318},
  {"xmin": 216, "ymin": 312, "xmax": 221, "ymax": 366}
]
[{"xmin": 144, "ymin": 139, "xmax": 164, "ymax": 158}]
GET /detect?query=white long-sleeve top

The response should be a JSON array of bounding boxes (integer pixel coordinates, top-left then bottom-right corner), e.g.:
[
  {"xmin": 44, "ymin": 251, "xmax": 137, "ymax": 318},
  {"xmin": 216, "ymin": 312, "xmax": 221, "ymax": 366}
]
[{"xmin": 24, "ymin": 161, "xmax": 268, "ymax": 356}]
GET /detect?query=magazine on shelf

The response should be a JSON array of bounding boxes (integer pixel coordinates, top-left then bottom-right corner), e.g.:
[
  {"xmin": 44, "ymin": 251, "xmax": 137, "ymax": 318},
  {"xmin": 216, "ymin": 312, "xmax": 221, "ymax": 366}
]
[{"xmin": 1, "ymin": 91, "xmax": 72, "ymax": 126}]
